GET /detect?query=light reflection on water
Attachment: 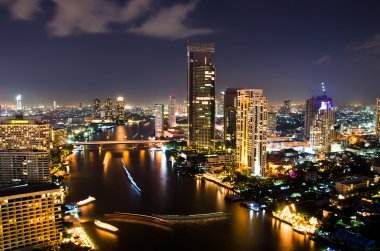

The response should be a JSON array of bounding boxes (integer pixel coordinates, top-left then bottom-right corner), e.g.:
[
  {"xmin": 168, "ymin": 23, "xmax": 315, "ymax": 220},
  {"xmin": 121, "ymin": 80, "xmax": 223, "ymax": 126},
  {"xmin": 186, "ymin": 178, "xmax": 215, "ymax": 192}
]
[{"xmin": 64, "ymin": 125, "xmax": 324, "ymax": 251}]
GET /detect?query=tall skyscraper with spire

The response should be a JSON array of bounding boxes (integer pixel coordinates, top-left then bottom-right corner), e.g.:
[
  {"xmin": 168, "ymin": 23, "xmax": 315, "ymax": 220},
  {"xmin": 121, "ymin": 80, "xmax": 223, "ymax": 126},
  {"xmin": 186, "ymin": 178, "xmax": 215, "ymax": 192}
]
[
  {"xmin": 306, "ymin": 83, "xmax": 335, "ymax": 153},
  {"xmin": 187, "ymin": 42, "xmax": 215, "ymax": 150},
  {"xmin": 236, "ymin": 89, "xmax": 268, "ymax": 176}
]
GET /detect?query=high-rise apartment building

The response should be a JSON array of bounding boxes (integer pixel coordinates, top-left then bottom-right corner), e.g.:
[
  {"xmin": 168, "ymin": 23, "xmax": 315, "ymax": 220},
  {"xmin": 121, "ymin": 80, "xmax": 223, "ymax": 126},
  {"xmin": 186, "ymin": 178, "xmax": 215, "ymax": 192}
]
[
  {"xmin": 0, "ymin": 183, "xmax": 63, "ymax": 250},
  {"xmin": 236, "ymin": 89, "xmax": 268, "ymax": 176},
  {"xmin": 224, "ymin": 88, "xmax": 240, "ymax": 149},
  {"xmin": 168, "ymin": 96, "xmax": 176, "ymax": 128},
  {"xmin": 0, "ymin": 119, "xmax": 51, "ymax": 150},
  {"xmin": 309, "ymin": 96, "xmax": 335, "ymax": 153},
  {"xmin": 376, "ymin": 98, "xmax": 380, "ymax": 138},
  {"xmin": 93, "ymin": 98, "xmax": 101, "ymax": 119},
  {"xmin": 154, "ymin": 104, "xmax": 164, "ymax": 138},
  {"xmin": 305, "ymin": 94, "xmax": 333, "ymax": 139},
  {"xmin": 267, "ymin": 112, "xmax": 277, "ymax": 133},
  {"xmin": 187, "ymin": 42, "xmax": 216, "ymax": 149},
  {"xmin": 116, "ymin": 97, "xmax": 125, "ymax": 121},
  {"xmin": 0, "ymin": 150, "xmax": 50, "ymax": 184},
  {"xmin": 104, "ymin": 98, "xmax": 113, "ymax": 120}
]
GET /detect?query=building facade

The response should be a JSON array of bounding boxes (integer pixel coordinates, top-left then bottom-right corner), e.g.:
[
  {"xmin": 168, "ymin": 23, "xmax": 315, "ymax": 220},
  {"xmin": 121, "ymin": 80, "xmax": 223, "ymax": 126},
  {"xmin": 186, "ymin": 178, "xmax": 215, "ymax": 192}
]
[
  {"xmin": 116, "ymin": 97, "xmax": 125, "ymax": 121},
  {"xmin": 0, "ymin": 183, "xmax": 63, "ymax": 251},
  {"xmin": 168, "ymin": 96, "xmax": 176, "ymax": 128},
  {"xmin": 154, "ymin": 104, "xmax": 164, "ymax": 138},
  {"xmin": 187, "ymin": 42, "xmax": 216, "ymax": 150},
  {"xmin": 104, "ymin": 98, "xmax": 113, "ymax": 120},
  {"xmin": 0, "ymin": 150, "xmax": 50, "ymax": 184},
  {"xmin": 305, "ymin": 94, "xmax": 333, "ymax": 139},
  {"xmin": 236, "ymin": 89, "xmax": 268, "ymax": 176},
  {"xmin": 0, "ymin": 119, "xmax": 51, "ymax": 150},
  {"xmin": 309, "ymin": 96, "xmax": 335, "ymax": 153},
  {"xmin": 267, "ymin": 112, "xmax": 277, "ymax": 133},
  {"xmin": 93, "ymin": 98, "xmax": 101, "ymax": 119},
  {"xmin": 224, "ymin": 88, "xmax": 240, "ymax": 149}
]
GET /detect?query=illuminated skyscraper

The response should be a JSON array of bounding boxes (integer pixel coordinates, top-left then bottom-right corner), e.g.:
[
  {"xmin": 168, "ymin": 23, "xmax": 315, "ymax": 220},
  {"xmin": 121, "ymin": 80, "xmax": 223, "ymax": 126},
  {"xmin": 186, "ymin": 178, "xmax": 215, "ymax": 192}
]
[
  {"xmin": 116, "ymin": 97, "xmax": 125, "ymax": 121},
  {"xmin": 104, "ymin": 98, "xmax": 113, "ymax": 120},
  {"xmin": 16, "ymin": 94, "xmax": 22, "ymax": 110},
  {"xmin": 224, "ymin": 88, "xmax": 240, "ymax": 149},
  {"xmin": 218, "ymin": 91, "xmax": 225, "ymax": 117},
  {"xmin": 309, "ymin": 95, "xmax": 335, "ymax": 153},
  {"xmin": 376, "ymin": 98, "xmax": 380, "ymax": 138},
  {"xmin": 236, "ymin": 89, "xmax": 268, "ymax": 176},
  {"xmin": 93, "ymin": 98, "xmax": 101, "ymax": 119},
  {"xmin": 187, "ymin": 42, "xmax": 215, "ymax": 149},
  {"xmin": 168, "ymin": 96, "xmax": 176, "ymax": 128},
  {"xmin": 154, "ymin": 104, "xmax": 164, "ymax": 138}
]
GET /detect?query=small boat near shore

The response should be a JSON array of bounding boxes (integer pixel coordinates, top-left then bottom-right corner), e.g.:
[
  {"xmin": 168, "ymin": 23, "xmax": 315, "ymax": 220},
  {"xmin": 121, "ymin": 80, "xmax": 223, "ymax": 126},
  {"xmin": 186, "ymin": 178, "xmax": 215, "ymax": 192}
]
[
  {"xmin": 94, "ymin": 220, "xmax": 119, "ymax": 232},
  {"xmin": 76, "ymin": 196, "xmax": 96, "ymax": 206}
]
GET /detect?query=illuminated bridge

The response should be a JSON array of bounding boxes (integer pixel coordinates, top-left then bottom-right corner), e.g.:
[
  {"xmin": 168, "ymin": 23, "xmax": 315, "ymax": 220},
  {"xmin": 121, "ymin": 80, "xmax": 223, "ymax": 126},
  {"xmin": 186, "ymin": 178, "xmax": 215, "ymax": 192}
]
[{"xmin": 70, "ymin": 140, "xmax": 171, "ymax": 146}]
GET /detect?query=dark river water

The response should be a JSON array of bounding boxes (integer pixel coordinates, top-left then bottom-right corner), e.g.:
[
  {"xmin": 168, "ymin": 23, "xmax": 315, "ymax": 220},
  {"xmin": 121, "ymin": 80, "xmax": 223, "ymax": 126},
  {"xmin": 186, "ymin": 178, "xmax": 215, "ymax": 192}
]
[{"xmin": 64, "ymin": 124, "xmax": 326, "ymax": 251}]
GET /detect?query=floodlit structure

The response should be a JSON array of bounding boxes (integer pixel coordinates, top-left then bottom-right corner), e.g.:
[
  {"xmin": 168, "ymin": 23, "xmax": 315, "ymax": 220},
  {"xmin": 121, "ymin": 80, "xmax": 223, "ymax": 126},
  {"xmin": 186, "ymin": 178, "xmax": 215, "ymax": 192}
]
[
  {"xmin": 168, "ymin": 96, "xmax": 176, "ymax": 128},
  {"xmin": 0, "ymin": 150, "xmax": 50, "ymax": 184},
  {"xmin": 116, "ymin": 97, "xmax": 125, "ymax": 121},
  {"xmin": 16, "ymin": 94, "xmax": 22, "ymax": 110},
  {"xmin": 104, "ymin": 98, "xmax": 113, "ymax": 120},
  {"xmin": 154, "ymin": 104, "xmax": 164, "ymax": 138},
  {"xmin": 0, "ymin": 119, "xmax": 52, "ymax": 150},
  {"xmin": 187, "ymin": 42, "xmax": 216, "ymax": 149},
  {"xmin": 0, "ymin": 183, "xmax": 63, "ymax": 251},
  {"xmin": 236, "ymin": 89, "xmax": 268, "ymax": 176}
]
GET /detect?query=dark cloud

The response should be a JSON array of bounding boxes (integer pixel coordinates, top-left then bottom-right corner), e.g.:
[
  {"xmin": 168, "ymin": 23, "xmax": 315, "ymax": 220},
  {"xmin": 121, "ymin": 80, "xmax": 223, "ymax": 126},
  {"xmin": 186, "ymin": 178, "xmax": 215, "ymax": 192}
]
[{"xmin": 0, "ymin": 0, "xmax": 42, "ymax": 20}]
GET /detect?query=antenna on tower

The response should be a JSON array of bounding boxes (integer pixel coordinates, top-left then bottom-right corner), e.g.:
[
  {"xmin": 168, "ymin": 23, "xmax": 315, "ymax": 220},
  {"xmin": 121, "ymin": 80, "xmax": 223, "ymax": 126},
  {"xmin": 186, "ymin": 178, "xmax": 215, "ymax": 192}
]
[{"xmin": 321, "ymin": 82, "xmax": 326, "ymax": 95}]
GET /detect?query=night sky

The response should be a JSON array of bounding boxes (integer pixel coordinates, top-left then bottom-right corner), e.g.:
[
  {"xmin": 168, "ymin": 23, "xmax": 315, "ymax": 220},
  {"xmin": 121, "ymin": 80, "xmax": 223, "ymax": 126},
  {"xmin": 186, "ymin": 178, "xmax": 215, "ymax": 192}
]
[{"xmin": 0, "ymin": 0, "xmax": 380, "ymax": 106}]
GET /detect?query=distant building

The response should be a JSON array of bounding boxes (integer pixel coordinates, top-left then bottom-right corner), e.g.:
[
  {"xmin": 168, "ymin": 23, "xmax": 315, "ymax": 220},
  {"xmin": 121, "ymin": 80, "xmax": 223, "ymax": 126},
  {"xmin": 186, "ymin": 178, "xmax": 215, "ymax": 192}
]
[
  {"xmin": 154, "ymin": 104, "xmax": 164, "ymax": 138},
  {"xmin": 116, "ymin": 97, "xmax": 125, "ymax": 121},
  {"xmin": 335, "ymin": 177, "xmax": 370, "ymax": 195},
  {"xmin": 280, "ymin": 100, "xmax": 291, "ymax": 114},
  {"xmin": 0, "ymin": 119, "xmax": 51, "ymax": 150},
  {"xmin": 168, "ymin": 96, "xmax": 176, "ymax": 128},
  {"xmin": 376, "ymin": 98, "xmax": 380, "ymax": 138},
  {"xmin": 267, "ymin": 112, "xmax": 277, "ymax": 133},
  {"xmin": 104, "ymin": 98, "xmax": 113, "ymax": 120},
  {"xmin": 93, "ymin": 98, "xmax": 101, "ymax": 119},
  {"xmin": 16, "ymin": 94, "xmax": 22, "ymax": 111},
  {"xmin": 305, "ymin": 93, "xmax": 333, "ymax": 139},
  {"xmin": 309, "ymin": 96, "xmax": 335, "ymax": 153},
  {"xmin": 217, "ymin": 91, "xmax": 225, "ymax": 117},
  {"xmin": 52, "ymin": 128, "xmax": 68, "ymax": 147},
  {"xmin": 224, "ymin": 88, "xmax": 240, "ymax": 149},
  {"xmin": 0, "ymin": 183, "xmax": 63, "ymax": 250},
  {"xmin": 236, "ymin": 89, "xmax": 268, "ymax": 176},
  {"xmin": 187, "ymin": 42, "xmax": 215, "ymax": 150},
  {"xmin": 0, "ymin": 150, "xmax": 50, "ymax": 184}
]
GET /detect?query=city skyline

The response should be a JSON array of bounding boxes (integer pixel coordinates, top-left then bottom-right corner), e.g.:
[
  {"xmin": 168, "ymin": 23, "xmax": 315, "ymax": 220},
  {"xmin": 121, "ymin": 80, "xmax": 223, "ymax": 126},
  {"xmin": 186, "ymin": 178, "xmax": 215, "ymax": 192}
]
[{"xmin": 1, "ymin": 0, "xmax": 380, "ymax": 105}]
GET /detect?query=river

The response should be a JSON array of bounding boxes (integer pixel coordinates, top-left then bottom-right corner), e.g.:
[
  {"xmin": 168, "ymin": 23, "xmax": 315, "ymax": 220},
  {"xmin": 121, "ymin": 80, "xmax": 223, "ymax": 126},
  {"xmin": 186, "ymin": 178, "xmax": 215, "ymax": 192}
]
[{"xmin": 64, "ymin": 124, "xmax": 326, "ymax": 251}]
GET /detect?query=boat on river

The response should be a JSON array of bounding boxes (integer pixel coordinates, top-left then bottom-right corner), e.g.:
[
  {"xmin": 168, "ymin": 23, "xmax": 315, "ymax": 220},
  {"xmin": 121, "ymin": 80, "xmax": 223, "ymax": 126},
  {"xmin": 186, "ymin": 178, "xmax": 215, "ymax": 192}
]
[
  {"xmin": 76, "ymin": 196, "xmax": 96, "ymax": 206},
  {"xmin": 94, "ymin": 220, "xmax": 119, "ymax": 232}
]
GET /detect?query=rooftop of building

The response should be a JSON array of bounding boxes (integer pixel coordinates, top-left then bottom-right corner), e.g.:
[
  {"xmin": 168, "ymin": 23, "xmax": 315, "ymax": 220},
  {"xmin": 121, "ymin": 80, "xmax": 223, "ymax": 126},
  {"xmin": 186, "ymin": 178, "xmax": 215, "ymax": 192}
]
[
  {"xmin": 0, "ymin": 149, "xmax": 49, "ymax": 153},
  {"xmin": 337, "ymin": 176, "xmax": 370, "ymax": 185},
  {"xmin": 0, "ymin": 183, "xmax": 59, "ymax": 198}
]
